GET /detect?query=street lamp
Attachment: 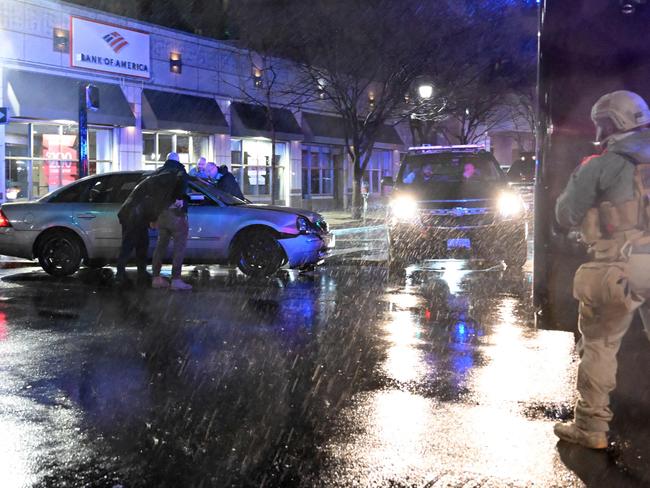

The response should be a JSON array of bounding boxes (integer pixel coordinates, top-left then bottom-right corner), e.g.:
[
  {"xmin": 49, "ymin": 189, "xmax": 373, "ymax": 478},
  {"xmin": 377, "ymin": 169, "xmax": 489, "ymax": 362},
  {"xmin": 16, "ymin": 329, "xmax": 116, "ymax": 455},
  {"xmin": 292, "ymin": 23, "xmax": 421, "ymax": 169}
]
[{"xmin": 417, "ymin": 83, "xmax": 434, "ymax": 100}]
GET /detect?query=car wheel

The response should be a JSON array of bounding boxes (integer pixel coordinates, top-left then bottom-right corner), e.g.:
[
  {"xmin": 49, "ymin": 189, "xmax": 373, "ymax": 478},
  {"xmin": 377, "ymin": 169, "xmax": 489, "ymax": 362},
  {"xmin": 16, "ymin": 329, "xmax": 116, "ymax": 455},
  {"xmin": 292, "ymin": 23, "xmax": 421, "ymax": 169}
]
[
  {"xmin": 236, "ymin": 230, "xmax": 284, "ymax": 278},
  {"xmin": 37, "ymin": 231, "xmax": 83, "ymax": 277}
]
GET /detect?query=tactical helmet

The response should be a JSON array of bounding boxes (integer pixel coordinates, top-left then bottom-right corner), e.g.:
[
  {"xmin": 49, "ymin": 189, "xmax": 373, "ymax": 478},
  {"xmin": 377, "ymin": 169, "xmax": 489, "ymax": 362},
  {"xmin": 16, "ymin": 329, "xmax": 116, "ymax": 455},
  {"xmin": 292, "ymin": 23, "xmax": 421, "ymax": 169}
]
[{"xmin": 591, "ymin": 90, "xmax": 650, "ymax": 143}]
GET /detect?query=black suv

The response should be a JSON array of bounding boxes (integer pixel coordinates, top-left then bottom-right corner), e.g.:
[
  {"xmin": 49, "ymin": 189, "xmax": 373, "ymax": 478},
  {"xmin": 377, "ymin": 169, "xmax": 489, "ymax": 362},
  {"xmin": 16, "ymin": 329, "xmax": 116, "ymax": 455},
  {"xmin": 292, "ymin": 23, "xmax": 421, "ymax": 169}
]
[{"xmin": 383, "ymin": 145, "xmax": 528, "ymax": 268}]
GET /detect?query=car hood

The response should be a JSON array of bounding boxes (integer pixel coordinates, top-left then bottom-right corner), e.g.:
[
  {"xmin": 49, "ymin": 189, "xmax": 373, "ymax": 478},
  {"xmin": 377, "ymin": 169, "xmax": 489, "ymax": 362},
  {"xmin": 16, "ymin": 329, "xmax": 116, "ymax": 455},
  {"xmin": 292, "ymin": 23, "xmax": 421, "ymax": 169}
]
[
  {"xmin": 244, "ymin": 204, "xmax": 323, "ymax": 222},
  {"xmin": 395, "ymin": 181, "xmax": 507, "ymax": 208}
]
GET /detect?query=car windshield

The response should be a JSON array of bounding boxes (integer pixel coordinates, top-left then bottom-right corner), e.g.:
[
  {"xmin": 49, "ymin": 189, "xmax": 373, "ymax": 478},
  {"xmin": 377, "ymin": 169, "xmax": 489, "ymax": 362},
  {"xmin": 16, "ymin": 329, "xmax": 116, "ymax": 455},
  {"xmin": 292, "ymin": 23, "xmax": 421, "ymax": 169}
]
[
  {"xmin": 190, "ymin": 178, "xmax": 247, "ymax": 205},
  {"xmin": 399, "ymin": 154, "xmax": 502, "ymax": 186}
]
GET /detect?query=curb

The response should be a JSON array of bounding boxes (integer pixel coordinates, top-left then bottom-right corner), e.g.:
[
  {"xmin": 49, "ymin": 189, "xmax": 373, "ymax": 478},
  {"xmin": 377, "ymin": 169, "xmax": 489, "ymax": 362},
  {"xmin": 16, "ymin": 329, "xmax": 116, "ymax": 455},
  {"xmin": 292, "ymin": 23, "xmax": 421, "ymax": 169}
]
[{"xmin": 0, "ymin": 260, "xmax": 37, "ymax": 269}]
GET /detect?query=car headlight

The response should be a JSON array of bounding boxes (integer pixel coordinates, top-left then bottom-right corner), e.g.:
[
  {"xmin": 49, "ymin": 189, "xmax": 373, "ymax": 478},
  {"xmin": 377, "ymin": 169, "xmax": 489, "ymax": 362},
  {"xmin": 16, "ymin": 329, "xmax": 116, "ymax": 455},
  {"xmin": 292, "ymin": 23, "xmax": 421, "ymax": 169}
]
[
  {"xmin": 297, "ymin": 216, "xmax": 313, "ymax": 234},
  {"xmin": 497, "ymin": 191, "xmax": 524, "ymax": 218},
  {"xmin": 390, "ymin": 196, "xmax": 419, "ymax": 222}
]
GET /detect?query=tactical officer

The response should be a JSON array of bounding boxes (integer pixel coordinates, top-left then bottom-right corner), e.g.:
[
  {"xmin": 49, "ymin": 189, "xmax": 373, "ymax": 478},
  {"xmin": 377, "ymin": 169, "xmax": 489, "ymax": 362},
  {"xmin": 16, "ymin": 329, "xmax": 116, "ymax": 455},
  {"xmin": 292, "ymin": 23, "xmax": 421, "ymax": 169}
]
[{"xmin": 554, "ymin": 90, "xmax": 650, "ymax": 449}]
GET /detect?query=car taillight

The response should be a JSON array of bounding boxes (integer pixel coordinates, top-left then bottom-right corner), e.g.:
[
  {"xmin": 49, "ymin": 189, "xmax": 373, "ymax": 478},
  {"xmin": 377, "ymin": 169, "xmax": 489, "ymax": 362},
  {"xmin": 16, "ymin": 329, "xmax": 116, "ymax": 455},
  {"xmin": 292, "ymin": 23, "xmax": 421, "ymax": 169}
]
[{"xmin": 0, "ymin": 210, "xmax": 12, "ymax": 228}]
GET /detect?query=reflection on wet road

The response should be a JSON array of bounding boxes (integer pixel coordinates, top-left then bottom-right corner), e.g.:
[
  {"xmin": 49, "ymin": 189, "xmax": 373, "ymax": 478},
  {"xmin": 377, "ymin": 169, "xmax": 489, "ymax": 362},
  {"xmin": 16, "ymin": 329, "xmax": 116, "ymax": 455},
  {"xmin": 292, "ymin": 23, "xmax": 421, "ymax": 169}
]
[{"xmin": 0, "ymin": 259, "xmax": 643, "ymax": 487}]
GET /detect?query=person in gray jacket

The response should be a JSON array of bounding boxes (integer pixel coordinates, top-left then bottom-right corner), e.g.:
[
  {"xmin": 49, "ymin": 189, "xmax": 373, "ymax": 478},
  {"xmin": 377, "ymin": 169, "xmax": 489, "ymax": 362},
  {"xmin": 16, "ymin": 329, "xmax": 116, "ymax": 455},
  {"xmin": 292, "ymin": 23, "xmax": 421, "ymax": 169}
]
[{"xmin": 554, "ymin": 90, "xmax": 650, "ymax": 449}]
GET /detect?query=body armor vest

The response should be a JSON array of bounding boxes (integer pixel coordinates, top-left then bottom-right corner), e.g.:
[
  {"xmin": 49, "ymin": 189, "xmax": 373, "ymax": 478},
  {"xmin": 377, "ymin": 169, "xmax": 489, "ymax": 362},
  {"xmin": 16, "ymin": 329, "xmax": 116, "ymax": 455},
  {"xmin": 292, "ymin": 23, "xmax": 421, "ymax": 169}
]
[{"xmin": 580, "ymin": 156, "xmax": 650, "ymax": 261}]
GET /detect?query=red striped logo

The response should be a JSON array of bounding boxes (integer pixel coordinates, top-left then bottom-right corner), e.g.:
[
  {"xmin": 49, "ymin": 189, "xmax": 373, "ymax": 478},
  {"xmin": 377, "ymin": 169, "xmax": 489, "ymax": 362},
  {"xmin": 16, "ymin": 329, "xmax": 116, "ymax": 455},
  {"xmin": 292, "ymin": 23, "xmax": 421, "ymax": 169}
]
[{"xmin": 102, "ymin": 31, "xmax": 129, "ymax": 53}]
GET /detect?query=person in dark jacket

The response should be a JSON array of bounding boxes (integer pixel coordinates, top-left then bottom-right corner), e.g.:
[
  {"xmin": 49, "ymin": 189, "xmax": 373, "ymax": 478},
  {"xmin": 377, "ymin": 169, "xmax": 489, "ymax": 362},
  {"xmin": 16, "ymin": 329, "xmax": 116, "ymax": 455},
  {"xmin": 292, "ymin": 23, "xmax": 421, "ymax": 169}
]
[
  {"xmin": 216, "ymin": 164, "xmax": 245, "ymax": 200},
  {"xmin": 116, "ymin": 152, "xmax": 188, "ymax": 286}
]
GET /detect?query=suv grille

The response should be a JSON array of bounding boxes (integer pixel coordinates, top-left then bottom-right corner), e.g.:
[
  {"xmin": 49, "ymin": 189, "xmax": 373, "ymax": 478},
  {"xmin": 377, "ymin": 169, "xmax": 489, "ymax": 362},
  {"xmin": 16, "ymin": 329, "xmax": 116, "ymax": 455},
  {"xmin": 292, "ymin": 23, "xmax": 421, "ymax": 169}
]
[{"xmin": 421, "ymin": 207, "xmax": 495, "ymax": 228}]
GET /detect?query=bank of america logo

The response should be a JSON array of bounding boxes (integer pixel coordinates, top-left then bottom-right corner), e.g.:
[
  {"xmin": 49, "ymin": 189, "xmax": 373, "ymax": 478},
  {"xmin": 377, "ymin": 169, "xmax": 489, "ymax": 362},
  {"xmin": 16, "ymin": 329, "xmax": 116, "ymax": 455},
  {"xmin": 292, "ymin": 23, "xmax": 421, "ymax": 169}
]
[{"xmin": 102, "ymin": 31, "xmax": 128, "ymax": 53}]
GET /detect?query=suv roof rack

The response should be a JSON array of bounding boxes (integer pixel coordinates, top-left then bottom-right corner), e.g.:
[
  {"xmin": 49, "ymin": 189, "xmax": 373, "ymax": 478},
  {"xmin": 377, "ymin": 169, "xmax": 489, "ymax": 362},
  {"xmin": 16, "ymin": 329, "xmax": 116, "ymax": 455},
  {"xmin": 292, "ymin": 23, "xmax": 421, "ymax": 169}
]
[{"xmin": 408, "ymin": 144, "xmax": 486, "ymax": 154}]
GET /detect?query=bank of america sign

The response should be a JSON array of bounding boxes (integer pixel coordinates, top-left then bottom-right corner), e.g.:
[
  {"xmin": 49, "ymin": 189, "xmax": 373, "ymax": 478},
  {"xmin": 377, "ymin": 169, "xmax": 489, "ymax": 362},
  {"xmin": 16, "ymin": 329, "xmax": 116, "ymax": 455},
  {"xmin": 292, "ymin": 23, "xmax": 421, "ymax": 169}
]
[{"xmin": 71, "ymin": 17, "xmax": 150, "ymax": 79}]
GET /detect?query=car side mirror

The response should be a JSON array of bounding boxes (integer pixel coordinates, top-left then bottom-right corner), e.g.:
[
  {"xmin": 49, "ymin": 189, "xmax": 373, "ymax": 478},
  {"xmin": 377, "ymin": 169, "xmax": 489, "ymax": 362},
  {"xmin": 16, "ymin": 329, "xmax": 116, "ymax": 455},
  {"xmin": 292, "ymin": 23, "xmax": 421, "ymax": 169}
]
[{"xmin": 381, "ymin": 176, "xmax": 394, "ymax": 187}]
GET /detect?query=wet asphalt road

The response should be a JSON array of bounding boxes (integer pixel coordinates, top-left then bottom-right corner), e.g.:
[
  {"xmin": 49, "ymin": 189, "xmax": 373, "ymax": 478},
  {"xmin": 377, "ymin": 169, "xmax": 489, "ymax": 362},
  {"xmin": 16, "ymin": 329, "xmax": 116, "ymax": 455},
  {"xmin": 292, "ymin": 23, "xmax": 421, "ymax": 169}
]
[{"xmin": 1, "ymin": 228, "xmax": 650, "ymax": 487}]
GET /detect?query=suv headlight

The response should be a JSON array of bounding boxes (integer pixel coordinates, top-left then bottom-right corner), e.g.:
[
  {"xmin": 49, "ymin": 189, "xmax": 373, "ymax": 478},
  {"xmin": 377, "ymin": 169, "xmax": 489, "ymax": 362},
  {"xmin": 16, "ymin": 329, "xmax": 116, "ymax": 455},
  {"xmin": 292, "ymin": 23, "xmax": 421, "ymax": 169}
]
[
  {"xmin": 390, "ymin": 196, "xmax": 419, "ymax": 222},
  {"xmin": 497, "ymin": 191, "xmax": 524, "ymax": 218}
]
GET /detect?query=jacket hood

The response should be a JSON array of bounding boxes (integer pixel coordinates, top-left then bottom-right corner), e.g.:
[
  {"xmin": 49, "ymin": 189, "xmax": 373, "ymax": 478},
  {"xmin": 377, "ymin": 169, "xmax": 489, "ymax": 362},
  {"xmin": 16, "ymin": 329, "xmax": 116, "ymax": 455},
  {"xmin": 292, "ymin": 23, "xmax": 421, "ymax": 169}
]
[
  {"xmin": 161, "ymin": 159, "xmax": 186, "ymax": 174},
  {"xmin": 609, "ymin": 128, "xmax": 650, "ymax": 162}
]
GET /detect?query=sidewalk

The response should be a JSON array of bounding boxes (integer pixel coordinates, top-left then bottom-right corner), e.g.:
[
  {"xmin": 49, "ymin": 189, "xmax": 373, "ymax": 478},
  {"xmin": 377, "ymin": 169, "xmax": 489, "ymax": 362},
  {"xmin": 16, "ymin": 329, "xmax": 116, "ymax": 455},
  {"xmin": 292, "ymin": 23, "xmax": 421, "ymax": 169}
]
[
  {"xmin": 0, "ymin": 255, "xmax": 35, "ymax": 268},
  {"xmin": 320, "ymin": 208, "xmax": 386, "ymax": 230}
]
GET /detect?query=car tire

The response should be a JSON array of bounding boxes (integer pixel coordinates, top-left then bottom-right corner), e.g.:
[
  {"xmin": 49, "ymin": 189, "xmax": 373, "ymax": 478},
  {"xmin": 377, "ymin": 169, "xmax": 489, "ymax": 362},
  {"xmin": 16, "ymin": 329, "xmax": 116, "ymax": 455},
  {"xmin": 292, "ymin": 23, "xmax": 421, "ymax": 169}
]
[
  {"xmin": 37, "ymin": 230, "xmax": 83, "ymax": 277},
  {"xmin": 236, "ymin": 230, "xmax": 285, "ymax": 278}
]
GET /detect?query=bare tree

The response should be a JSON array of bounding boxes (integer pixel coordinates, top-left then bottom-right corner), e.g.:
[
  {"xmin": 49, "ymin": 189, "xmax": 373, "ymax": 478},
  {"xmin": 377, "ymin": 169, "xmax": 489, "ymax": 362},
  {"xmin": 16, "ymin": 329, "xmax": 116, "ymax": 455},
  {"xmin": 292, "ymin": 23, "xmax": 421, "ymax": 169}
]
[
  {"xmin": 231, "ymin": 0, "xmax": 535, "ymax": 216},
  {"xmin": 232, "ymin": 0, "xmax": 468, "ymax": 216},
  {"xmin": 225, "ymin": 51, "xmax": 313, "ymax": 204}
]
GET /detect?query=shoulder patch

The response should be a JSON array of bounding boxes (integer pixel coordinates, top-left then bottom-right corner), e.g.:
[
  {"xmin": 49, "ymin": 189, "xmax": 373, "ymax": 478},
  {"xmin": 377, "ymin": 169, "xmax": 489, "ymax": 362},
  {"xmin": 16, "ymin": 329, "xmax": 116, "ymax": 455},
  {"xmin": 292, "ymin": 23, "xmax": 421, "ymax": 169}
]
[{"xmin": 580, "ymin": 153, "xmax": 601, "ymax": 166}]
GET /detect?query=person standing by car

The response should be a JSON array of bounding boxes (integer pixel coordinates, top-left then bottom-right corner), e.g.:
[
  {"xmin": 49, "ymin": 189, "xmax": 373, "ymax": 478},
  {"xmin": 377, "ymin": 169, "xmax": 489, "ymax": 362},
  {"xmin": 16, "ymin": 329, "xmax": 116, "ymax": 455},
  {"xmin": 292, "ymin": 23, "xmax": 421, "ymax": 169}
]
[
  {"xmin": 205, "ymin": 162, "xmax": 219, "ymax": 182},
  {"xmin": 151, "ymin": 156, "xmax": 192, "ymax": 291},
  {"xmin": 554, "ymin": 91, "xmax": 650, "ymax": 449},
  {"xmin": 216, "ymin": 164, "xmax": 245, "ymax": 200},
  {"xmin": 116, "ymin": 152, "xmax": 188, "ymax": 286},
  {"xmin": 189, "ymin": 157, "xmax": 208, "ymax": 178}
]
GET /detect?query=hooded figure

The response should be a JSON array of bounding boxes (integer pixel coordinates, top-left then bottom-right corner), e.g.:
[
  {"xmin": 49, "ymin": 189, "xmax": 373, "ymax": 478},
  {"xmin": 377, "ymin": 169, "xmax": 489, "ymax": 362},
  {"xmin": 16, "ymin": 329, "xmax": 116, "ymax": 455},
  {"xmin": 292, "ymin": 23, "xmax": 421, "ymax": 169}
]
[
  {"xmin": 216, "ymin": 164, "xmax": 245, "ymax": 200},
  {"xmin": 116, "ymin": 152, "xmax": 188, "ymax": 286}
]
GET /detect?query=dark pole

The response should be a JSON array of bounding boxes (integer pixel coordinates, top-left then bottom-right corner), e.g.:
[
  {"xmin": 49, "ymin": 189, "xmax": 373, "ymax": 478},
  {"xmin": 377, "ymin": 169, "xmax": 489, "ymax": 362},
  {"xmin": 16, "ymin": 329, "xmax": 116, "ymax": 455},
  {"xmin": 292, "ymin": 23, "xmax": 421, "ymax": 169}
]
[{"xmin": 78, "ymin": 84, "xmax": 89, "ymax": 179}]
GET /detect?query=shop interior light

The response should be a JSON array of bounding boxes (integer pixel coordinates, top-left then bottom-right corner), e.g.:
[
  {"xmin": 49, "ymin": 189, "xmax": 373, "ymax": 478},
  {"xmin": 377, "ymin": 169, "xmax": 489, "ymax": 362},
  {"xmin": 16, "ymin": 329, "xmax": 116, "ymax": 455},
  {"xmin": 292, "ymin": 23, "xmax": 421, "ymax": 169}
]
[
  {"xmin": 52, "ymin": 28, "xmax": 69, "ymax": 53},
  {"xmin": 253, "ymin": 68, "xmax": 263, "ymax": 88},
  {"xmin": 170, "ymin": 52, "xmax": 182, "ymax": 74},
  {"xmin": 368, "ymin": 92, "xmax": 376, "ymax": 109}
]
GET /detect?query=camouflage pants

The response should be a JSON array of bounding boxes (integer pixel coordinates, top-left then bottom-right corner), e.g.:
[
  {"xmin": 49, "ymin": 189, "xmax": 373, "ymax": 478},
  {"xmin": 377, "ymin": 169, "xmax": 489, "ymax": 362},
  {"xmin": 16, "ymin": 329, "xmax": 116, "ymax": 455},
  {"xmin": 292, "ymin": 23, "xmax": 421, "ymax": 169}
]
[{"xmin": 574, "ymin": 254, "xmax": 650, "ymax": 432}]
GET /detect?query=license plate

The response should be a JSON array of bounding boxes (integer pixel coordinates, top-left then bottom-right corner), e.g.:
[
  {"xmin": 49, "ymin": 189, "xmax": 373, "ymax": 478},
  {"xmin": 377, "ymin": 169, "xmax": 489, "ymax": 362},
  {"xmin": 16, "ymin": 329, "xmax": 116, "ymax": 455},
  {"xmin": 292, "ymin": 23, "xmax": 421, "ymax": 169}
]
[{"xmin": 447, "ymin": 238, "xmax": 471, "ymax": 249}]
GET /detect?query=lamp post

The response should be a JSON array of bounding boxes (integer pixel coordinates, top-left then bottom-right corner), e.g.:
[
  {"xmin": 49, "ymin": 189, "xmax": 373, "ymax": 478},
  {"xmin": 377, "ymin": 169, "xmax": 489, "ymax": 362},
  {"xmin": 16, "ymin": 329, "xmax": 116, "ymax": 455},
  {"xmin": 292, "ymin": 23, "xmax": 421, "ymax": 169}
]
[
  {"xmin": 417, "ymin": 82, "xmax": 434, "ymax": 101},
  {"xmin": 407, "ymin": 76, "xmax": 446, "ymax": 145}
]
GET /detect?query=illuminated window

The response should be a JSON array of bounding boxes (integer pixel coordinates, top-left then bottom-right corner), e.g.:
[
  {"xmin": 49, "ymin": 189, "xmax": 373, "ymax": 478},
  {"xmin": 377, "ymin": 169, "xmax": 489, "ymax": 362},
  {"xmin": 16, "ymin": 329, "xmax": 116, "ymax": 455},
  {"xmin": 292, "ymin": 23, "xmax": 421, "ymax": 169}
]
[
  {"xmin": 141, "ymin": 131, "xmax": 212, "ymax": 171},
  {"xmin": 231, "ymin": 139, "xmax": 288, "ymax": 200},
  {"xmin": 4, "ymin": 121, "xmax": 113, "ymax": 200}
]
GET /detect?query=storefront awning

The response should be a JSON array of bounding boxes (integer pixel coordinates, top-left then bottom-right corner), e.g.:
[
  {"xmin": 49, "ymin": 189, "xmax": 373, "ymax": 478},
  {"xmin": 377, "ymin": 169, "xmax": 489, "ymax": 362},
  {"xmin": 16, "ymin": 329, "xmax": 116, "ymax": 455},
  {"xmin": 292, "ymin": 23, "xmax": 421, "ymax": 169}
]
[
  {"xmin": 230, "ymin": 102, "xmax": 304, "ymax": 140},
  {"xmin": 302, "ymin": 112, "xmax": 346, "ymax": 144},
  {"xmin": 4, "ymin": 69, "xmax": 135, "ymax": 126},
  {"xmin": 142, "ymin": 89, "xmax": 229, "ymax": 134},
  {"xmin": 302, "ymin": 112, "xmax": 403, "ymax": 146},
  {"xmin": 375, "ymin": 123, "xmax": 404, "ymax": 145}
]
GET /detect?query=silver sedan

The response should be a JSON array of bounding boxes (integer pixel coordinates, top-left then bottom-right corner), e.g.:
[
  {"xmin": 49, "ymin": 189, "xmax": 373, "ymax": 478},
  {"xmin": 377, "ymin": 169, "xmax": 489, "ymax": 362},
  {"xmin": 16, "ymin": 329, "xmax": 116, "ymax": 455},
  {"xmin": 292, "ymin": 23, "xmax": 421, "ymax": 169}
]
[{"xmin": 0, "ymin": 171, "xmax": 334, "ymax": 277}]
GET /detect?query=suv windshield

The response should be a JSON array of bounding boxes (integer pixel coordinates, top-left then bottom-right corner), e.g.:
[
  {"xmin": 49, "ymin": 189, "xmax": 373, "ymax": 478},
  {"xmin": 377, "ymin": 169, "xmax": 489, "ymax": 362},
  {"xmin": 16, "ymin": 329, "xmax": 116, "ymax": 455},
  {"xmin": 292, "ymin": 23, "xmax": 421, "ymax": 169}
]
[{"xmin": 398, "ymin": 154, "xmax": 503, "ymax": 187}]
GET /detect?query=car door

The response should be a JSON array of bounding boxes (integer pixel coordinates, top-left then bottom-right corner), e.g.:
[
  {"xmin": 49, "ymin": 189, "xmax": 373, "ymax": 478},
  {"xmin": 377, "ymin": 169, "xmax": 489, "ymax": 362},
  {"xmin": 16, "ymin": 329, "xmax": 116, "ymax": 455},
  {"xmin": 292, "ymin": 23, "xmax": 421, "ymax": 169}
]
[
  {"xmin": 69, "ymin": 174, "xmax": 127, "ymax": 259},
  {"xmin": 184, "ymin": 184, "xmax": 230, "ymax": 261}
]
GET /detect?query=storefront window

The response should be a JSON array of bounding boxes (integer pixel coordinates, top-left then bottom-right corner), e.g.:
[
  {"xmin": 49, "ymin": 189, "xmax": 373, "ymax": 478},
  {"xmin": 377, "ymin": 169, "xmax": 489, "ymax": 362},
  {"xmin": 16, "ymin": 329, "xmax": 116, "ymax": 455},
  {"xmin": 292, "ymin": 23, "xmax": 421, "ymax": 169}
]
[
  {"xmin": 367, "ymin": 149, "xmax": 392, "ymax": 194},
  {"xmin": 193, "ymin": 136, "xmax": 210, "ymax": 165},
  {"xmin": 302, "ymin": 145, "xmax": 335, "ymax": 196},
  {"xmin": 5, "ymin": 123, "xmax": 29, "ymax": 200},
  {"xmin": 142, "ymin": 132, "xmax": 212, "ymax": 171},
  {"xmin": 231, "ymin": 139, "xmax": 288, "ymax": 201},
  {"xmin": 176, "ymin": 136, "xmax": 190, "ymax": 165},
  {"xmin": 4, "ymin": 121, "xmax": 113, "ymax": 200},
  {"xmin": 158, "ymin": 134, "xmax": 173, "ymax": 162}
]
